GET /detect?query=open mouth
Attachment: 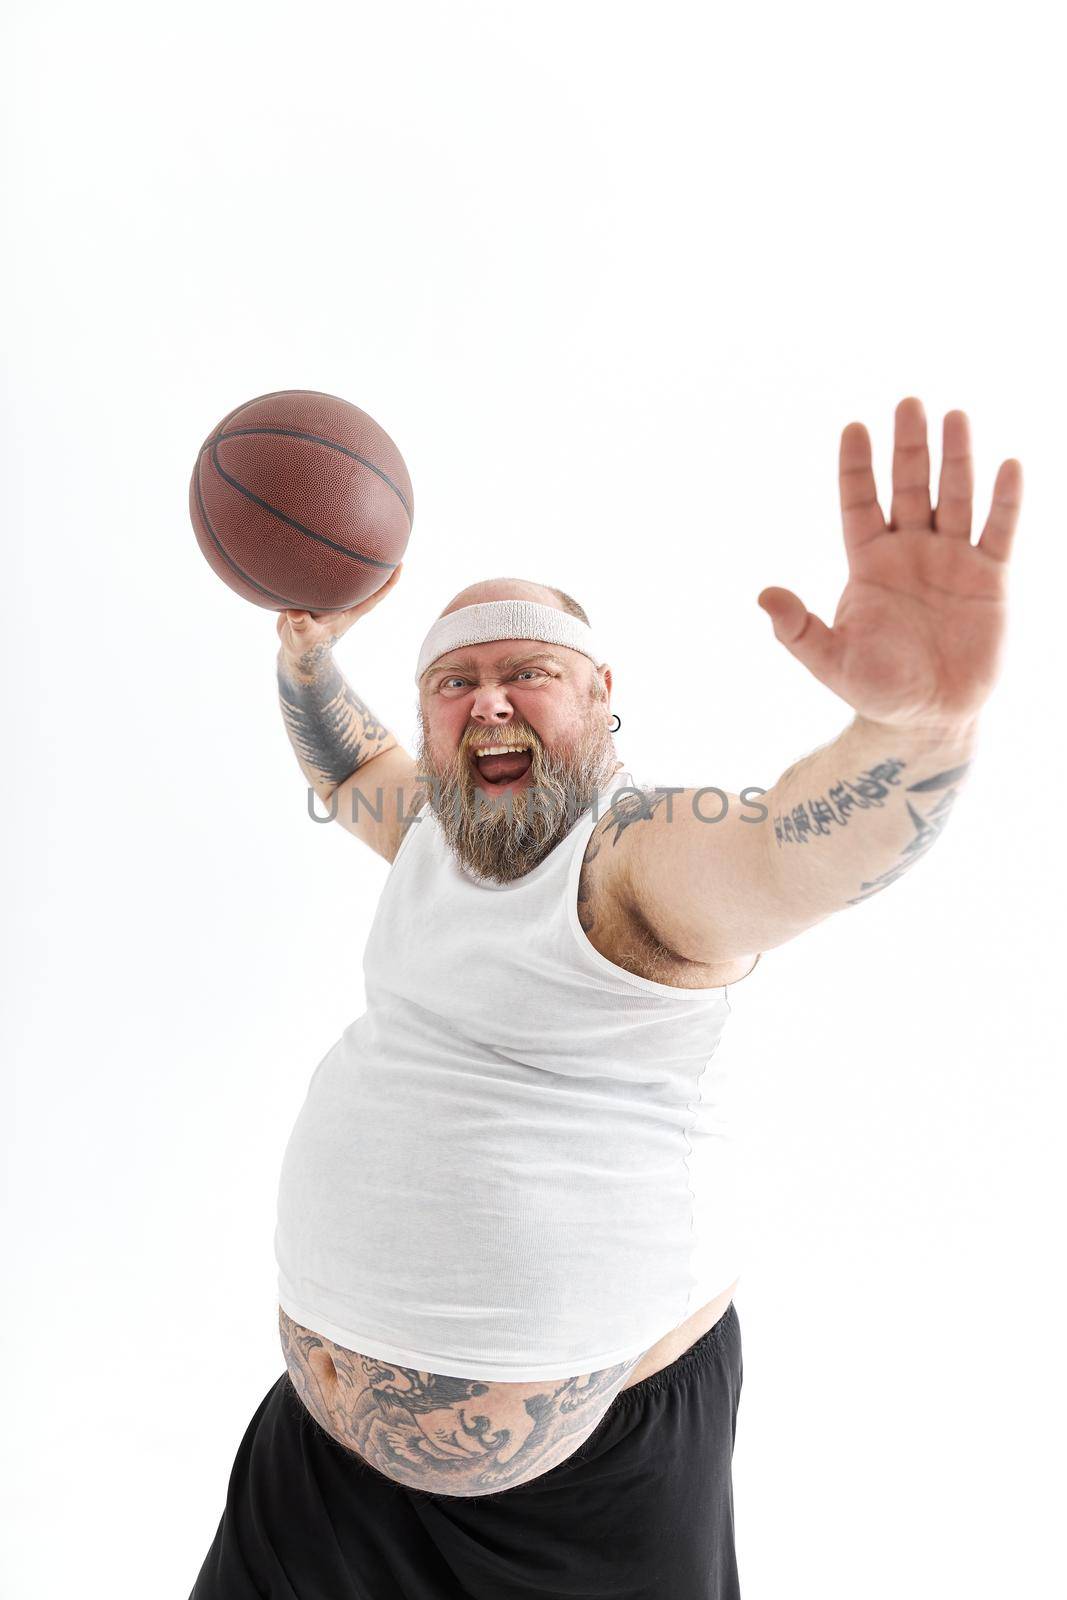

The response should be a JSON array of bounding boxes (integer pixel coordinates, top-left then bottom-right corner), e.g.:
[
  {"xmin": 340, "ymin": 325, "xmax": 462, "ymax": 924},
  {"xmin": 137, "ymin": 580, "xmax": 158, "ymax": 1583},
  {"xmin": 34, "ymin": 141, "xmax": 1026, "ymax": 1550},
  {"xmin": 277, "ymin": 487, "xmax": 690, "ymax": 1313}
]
[{"xmin": 469, "ymin": 747, "xmax": 535, "ymax": 787}]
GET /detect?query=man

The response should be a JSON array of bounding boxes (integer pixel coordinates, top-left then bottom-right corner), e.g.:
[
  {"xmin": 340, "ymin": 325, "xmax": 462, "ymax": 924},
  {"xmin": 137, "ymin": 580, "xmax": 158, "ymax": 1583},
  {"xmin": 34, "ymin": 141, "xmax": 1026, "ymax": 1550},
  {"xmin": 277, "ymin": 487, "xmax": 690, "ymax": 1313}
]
[{"xmin": 190, "ymin": 397, "xmax": 1021, "ymax": 1598}]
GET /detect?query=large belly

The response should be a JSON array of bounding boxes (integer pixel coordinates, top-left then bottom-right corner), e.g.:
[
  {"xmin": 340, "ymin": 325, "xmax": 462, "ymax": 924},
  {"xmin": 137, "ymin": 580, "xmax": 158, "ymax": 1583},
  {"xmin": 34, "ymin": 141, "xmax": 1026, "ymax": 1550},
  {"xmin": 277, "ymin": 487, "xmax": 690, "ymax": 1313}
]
[{"xmin": 278, "ymin": 1281, "xmax": 739, "ymax": 1497}]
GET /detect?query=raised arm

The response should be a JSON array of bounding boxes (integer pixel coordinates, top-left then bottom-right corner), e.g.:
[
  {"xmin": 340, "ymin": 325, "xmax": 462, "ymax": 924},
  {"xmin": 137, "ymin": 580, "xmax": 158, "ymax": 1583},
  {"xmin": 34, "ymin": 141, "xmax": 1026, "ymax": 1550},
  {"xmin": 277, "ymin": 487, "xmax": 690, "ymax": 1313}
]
[
  {"xmin": 615, "ymin": 397, "xmax": 1022, "ymax": 966},
  {"xmin": 616, "ymin": 715, "xmax": 977, "ymax": 965},
  {"xmin": 275, "ymin": 565, "xmax": 424, "ymax": 861},
  {"xmin": 277, "ymin": 638, "xmax": 398, "ymax": 803}
]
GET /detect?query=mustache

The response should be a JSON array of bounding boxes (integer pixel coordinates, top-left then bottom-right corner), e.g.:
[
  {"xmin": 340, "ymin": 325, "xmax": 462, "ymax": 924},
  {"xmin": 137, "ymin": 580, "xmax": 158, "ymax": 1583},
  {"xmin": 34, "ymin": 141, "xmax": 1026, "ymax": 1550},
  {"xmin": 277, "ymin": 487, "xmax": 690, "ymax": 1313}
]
[
  {"xmin": 412, "ymin": 712, "xmax": 617, "ymax": 884},
  {"xmin": 462, "ymin": 729, "xmax": 539, "ymax": 753}
]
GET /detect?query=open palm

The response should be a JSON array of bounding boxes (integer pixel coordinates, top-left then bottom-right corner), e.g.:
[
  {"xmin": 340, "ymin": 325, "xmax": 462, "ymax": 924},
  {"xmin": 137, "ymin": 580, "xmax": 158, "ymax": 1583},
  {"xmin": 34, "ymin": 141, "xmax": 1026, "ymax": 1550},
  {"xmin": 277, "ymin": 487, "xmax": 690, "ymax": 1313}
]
[{"xmin": 759, "ymin": 397, "xmax": 1023, "ymax": 730}]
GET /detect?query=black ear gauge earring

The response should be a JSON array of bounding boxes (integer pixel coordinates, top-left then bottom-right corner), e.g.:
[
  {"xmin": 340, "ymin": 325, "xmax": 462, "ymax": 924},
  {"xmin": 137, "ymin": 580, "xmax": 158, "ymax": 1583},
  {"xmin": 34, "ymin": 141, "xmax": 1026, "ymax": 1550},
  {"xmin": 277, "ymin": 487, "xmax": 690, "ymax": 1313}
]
[{"xmin": 608, "ymin": 712, "xmax": 621, "ymax": 732}]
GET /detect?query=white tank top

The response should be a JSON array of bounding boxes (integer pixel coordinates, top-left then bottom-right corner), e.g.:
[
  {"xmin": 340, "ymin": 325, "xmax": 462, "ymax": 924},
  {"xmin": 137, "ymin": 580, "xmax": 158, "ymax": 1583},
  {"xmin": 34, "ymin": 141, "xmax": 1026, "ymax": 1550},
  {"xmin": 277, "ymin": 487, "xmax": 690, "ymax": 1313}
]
[{"xmin": 274, "ymin": 765, "xmax": 749, "ymax": 1382}]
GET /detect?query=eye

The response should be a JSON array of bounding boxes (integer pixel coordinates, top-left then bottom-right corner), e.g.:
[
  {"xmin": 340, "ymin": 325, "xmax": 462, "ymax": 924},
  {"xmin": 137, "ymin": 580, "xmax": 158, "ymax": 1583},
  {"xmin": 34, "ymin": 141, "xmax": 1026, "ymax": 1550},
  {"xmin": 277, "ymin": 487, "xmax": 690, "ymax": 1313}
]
[{"xmin": 438, "ymin": 669, "xmax": 546, "ymax": 692}]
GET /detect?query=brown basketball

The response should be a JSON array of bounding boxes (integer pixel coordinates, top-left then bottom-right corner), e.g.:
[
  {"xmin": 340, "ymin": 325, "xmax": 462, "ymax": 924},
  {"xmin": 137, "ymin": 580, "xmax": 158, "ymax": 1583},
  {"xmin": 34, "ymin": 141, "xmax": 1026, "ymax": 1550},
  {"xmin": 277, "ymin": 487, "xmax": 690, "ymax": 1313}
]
[{"xmin": 189, "ymin": 390, "xmax": 414, "ymax": 612}]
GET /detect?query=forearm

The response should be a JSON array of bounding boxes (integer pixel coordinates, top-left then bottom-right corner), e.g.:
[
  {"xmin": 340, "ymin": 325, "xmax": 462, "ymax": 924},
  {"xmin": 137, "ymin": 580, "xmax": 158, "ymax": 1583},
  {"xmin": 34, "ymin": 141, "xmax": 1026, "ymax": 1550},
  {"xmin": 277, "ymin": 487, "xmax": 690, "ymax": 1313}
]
[
  {"xmin": 764, "ymin": 712, "xmax": 979, "ymax": 917},
  {"xmin": 276, "ymin": 641, "xmax": 398, "ymax": 803}
]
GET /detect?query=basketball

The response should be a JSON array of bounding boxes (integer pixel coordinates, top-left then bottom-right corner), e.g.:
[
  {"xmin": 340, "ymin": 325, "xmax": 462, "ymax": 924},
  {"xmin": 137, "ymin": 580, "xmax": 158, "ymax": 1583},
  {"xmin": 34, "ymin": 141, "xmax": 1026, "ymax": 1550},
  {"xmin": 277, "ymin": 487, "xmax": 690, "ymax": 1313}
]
[{"xmin": 189, "ymin": 389, "xmax": 414, "ymax": 612}]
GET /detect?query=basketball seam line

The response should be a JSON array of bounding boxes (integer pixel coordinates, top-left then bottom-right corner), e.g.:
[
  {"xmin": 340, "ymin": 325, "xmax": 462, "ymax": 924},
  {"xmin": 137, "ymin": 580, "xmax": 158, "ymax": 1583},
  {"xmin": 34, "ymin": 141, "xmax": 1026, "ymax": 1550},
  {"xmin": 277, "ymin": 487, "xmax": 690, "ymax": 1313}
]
[
  {"xmin": 204, "ymin": 390, "xmax": 345, "ymax": 445},
  {"xmin": 207, "ymin": 441, "xmax": 400, "ymax": 570},
  {"xmin": 193, "ymin": 456, "xmax": 374, "ymax": 612},
  {"xmin": 199, "ymin": 425, "xmax": 412, "ymax": 521},
  {"xmin": 201, "ymin": 390, "xmax": 327, "ymax": 453}
]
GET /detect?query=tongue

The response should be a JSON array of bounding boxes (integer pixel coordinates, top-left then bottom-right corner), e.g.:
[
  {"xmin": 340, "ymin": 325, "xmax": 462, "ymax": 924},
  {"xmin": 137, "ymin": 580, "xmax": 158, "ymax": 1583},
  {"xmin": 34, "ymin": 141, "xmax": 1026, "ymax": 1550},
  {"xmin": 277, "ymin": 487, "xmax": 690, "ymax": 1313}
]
[{"xmin": 477, "ymin": 751, "xmax": 533, "ymax": 783}]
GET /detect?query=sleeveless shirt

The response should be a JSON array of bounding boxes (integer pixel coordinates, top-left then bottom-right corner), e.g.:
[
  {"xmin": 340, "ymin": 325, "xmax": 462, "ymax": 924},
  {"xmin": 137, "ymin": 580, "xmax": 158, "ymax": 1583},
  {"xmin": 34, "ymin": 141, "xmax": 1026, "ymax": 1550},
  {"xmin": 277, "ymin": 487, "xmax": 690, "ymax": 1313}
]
[{"xmin": 274, "ymin": 766, "xmax": 749, "ymax": 1382}]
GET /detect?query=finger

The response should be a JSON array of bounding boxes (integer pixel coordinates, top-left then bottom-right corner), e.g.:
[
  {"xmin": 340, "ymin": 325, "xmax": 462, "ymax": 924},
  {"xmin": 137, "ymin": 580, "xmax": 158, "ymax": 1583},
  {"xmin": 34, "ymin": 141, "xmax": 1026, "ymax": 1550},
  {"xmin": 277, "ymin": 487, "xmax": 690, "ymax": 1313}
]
[
  {"xmin": 976, "ymin": 458, "xmax": 1024, "ymax": 564},
  {"xmin": 758, "ymin": 587, "xmax": 839, "ymax": 690},
  {"xmin": 839, "ymin": 419, "xmax": 887, "ymax": 559},
  {"xmin": 889, "ymin": 396, "xmax": 933, "ymax": 531},
  {"xmin": 933, "ymin": 410, "xmax": 974, "ymax": 540},
  {"xmin": 364, "ymin": 571, "xmax": 399, "ymax": 609}
]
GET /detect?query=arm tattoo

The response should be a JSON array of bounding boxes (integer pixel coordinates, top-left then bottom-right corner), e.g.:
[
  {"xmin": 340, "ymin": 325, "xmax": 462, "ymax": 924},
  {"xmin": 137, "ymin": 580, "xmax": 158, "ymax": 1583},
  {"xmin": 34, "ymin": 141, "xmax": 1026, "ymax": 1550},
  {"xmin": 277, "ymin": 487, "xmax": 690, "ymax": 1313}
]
[
  {"xmin": 847, "ymin": 762, "xmax": 971, "ymax": 905},
  {"xmin": 771, "ymin": 758, "xmax": 911, "ymax": 846},
  {"xmin": 278, "ymin": 645, "xmax": 392, "ymax": 788},
  {"xmin": 600, "ymin": 787, "xmax": 676, "ymax": 843},
  {"xmin": 576, "ymin": 788, "xmax": 675, "ymax": 937},
  {"xmin": 771, "ymin": 755, "xmax": 972, "ymax": 904}
]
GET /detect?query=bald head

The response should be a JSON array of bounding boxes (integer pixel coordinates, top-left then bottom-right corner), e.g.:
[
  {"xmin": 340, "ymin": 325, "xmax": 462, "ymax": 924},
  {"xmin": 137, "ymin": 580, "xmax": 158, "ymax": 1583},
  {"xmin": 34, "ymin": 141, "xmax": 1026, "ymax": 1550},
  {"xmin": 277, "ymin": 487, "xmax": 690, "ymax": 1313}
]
[{"xmin": 437, "ymin": 577, "xmax": 590, "ymax": 626}]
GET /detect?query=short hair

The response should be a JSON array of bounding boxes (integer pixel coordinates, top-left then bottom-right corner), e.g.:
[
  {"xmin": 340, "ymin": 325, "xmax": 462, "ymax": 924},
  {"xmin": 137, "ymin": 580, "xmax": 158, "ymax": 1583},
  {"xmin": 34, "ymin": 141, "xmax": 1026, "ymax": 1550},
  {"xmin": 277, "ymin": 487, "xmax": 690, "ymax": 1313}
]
[
  {"xmin": 544, "ymin": 586, "xmax": 590, "ymax": 626},
  {"xmin": 544, "ymin": 586, "xmax": 604, "ymax": 698}
]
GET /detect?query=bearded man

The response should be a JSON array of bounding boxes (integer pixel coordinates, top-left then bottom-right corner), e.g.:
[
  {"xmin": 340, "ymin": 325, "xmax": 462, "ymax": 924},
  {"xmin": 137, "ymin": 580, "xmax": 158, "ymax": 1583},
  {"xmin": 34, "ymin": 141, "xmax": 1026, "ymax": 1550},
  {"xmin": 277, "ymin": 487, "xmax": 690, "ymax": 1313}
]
[{"xmin": 190, "ymin": 398, "xmax": 1021, "ymax": 1600}]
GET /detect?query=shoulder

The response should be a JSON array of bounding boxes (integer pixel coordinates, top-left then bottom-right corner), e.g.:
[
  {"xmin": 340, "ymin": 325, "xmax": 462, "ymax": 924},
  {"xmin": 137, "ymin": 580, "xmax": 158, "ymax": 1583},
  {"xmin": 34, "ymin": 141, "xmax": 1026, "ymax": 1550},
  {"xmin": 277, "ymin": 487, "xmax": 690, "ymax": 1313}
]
[{"xmin": 577, "ymin": 786, "xmax": 762, "ymax": 987}]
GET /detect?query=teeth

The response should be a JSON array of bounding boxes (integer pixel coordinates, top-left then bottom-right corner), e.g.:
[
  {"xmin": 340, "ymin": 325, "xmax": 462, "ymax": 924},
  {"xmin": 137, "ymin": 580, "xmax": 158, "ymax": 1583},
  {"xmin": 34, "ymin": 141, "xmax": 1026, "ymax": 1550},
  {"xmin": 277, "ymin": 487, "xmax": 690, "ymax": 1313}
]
[{"xmin": 474, "ymin": 746, "xmax": 527, "ymax": 758}]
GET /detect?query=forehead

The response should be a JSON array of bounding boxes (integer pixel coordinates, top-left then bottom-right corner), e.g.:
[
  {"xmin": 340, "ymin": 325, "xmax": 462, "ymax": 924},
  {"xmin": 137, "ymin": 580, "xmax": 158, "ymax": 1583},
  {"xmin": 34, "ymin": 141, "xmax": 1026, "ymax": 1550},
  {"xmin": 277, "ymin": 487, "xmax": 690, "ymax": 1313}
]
[{"xmin": 423, "ymin": 642, "xmax": 567, "ymax": 682}]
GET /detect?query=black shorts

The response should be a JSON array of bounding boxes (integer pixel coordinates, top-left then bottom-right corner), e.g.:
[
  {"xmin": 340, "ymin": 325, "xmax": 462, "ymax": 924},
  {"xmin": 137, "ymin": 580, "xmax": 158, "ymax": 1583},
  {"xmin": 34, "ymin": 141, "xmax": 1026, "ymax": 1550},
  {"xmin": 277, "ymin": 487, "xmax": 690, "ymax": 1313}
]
[{"xmin": 189, "ymin": 1299, "xmax": 743, "ymax": 1600}]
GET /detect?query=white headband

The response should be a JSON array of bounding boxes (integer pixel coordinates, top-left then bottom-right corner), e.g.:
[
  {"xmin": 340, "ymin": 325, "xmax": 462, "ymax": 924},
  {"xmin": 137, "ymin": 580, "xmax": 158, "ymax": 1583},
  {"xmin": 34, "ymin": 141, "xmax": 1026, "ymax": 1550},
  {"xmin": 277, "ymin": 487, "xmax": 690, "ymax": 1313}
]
[{"xmin": 415, "ymin": 600, "xmax": 602, "ymax": 686}]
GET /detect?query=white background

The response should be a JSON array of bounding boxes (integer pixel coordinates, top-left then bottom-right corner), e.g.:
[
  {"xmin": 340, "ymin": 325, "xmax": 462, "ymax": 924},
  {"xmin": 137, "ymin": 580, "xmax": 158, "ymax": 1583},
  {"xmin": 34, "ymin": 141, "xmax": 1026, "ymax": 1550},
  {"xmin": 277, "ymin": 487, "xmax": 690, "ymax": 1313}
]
[{"xmin": 3, "ymin": 2, "xmax": 1064, "ymax": 1595}]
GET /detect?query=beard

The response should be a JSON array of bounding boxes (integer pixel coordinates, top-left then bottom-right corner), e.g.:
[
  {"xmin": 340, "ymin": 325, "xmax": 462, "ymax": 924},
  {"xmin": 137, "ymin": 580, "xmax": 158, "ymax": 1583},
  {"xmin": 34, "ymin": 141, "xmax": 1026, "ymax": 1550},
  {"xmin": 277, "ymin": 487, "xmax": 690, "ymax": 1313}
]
[{"xmin": 413, "ymin": 703, "xmax": 620, "ymax": 885}]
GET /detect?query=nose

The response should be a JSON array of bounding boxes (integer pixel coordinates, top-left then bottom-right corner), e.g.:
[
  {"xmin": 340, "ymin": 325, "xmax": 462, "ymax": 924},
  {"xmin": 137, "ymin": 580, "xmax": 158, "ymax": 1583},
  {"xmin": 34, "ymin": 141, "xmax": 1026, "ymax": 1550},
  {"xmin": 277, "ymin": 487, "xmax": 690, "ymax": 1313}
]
[{"xmin": 470, "ymin": 685, "xmax": 516, "ymax": 723}]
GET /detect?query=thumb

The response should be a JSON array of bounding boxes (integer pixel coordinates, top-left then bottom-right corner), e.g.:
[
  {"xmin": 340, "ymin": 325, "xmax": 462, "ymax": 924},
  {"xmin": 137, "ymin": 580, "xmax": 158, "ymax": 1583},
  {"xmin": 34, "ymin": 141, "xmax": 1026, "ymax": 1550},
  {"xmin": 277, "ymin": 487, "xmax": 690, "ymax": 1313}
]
[{"xmin": 758, "ymin": 587, "xmax": 838, "ymax": 688}]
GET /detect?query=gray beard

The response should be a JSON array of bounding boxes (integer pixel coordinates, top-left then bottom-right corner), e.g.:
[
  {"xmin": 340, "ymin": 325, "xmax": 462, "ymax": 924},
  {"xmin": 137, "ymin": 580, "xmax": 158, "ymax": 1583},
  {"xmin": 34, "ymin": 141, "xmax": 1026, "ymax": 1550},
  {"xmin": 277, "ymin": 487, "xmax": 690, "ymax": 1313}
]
[{"xmin": 413, "ymin": 714, "xmax": 620, "ymax": 884}]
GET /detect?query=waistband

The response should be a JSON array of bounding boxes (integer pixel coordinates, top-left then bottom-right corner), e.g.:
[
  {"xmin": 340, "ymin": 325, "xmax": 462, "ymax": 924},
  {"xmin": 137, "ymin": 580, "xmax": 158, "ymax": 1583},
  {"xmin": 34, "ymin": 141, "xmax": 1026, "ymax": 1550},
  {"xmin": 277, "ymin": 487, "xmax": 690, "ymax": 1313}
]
[{"xmin": 611, "ymin": 1299, "xmax": 740, "ymax": 1408}]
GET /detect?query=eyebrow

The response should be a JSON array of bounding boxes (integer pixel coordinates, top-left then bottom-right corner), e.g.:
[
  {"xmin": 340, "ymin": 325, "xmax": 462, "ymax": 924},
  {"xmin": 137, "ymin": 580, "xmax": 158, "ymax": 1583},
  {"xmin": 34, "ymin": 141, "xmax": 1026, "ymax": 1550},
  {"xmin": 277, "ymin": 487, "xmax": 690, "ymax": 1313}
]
[{"xmin": 425, "ymin": 650, "xmax": 565, "ymax": 682}]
